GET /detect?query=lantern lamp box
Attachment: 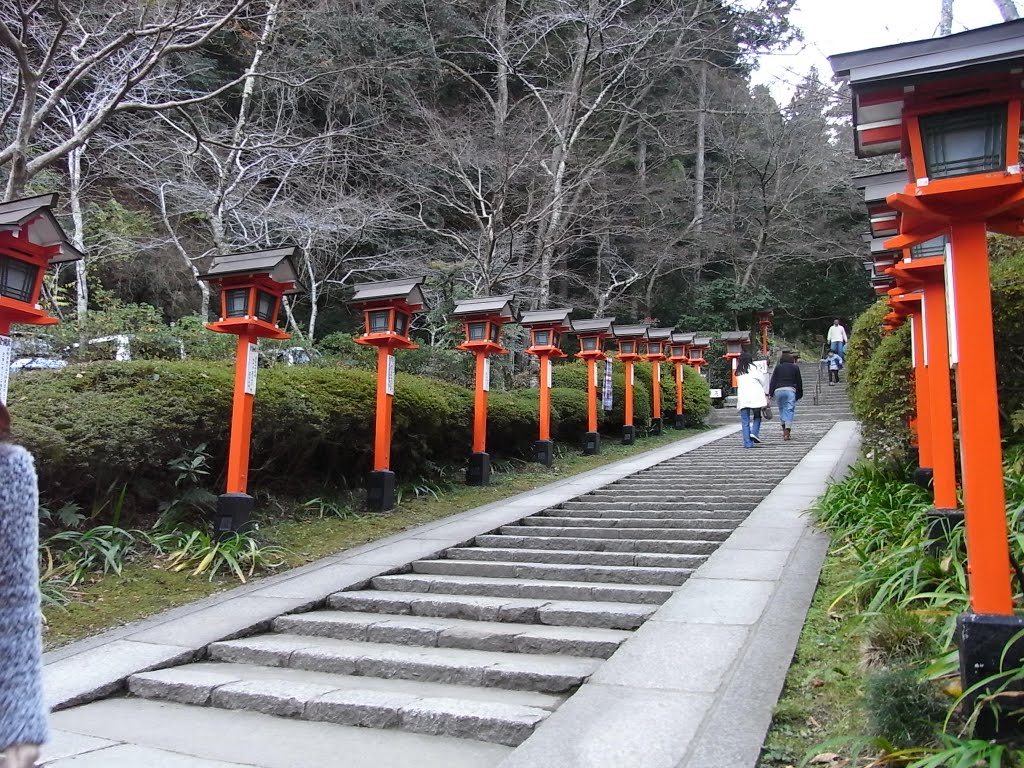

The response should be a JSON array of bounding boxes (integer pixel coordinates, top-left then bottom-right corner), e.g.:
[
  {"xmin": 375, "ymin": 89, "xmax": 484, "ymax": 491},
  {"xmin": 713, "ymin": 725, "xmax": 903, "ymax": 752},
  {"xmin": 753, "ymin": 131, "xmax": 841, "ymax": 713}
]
[
  {"xmin": 454, "ymin": 295, "xmax": 517, "ymax": 354},
  {"xmin": 351, "ymin": 276, "xmax": 427, "ymax": 350},
  {"xmin": 521, "ymin": 308, "xmax": 572, "ymax": 357}
]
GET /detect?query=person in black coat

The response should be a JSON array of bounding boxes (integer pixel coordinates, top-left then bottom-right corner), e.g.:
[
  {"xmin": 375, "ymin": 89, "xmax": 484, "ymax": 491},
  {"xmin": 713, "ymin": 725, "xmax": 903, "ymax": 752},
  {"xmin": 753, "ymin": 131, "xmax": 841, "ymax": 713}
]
[{"xmin": 768, "ymin": 352, "xmax": 803, "ymax": 441}]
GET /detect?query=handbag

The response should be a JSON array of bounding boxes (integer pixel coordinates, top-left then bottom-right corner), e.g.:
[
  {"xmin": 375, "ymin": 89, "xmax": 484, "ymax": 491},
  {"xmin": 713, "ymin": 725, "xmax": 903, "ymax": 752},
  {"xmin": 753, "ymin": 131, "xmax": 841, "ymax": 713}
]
[{"xmin": 762, "ymin": 404, "xmax": 773, "ymax": 420}]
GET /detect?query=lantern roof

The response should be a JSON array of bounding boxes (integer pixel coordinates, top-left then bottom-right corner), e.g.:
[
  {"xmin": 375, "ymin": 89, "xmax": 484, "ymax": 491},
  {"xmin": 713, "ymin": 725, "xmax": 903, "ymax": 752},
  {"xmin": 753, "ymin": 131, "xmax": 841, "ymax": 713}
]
[
  {"xmin": 830, "ymin": 20, "xmax": 1024, "ymax": 157},
  {"xmin": 855, "ymin": 171, "xmax": 908, "ymax": 204},
  {"xmin": 452, "ymin": 295, "xmax": 517, "ymax": 321},
  {"xmin": 691, "ymin": 336, "xmax": 712, "ymax": 348},
  {"xmin": 647, "ymin": 327, "xmax": 674, "ymax": 341},
  {"xmin": 350, "ymin": 276, "xmax": 428, "ymax": 309},
  {"xmin": 0, "ymin": 193, "xmax": 84, "ymax": 264},
  {"xmin": 869, "ymin": 237, "xmax": 901, "ymax": 256},
  {"xmin": 672, "ymin": 332, "xmax": 695, "ymax": 344},
  {"xmin": 520, "ymin": 308, "xmax": 572, "ymax": 328},
  {"xmin": 720, "ymin": 331, "xmax": 751, "ymax": 343},
  {"xmin": 571, "ymin": 317, "xmax": 615, "ymax": 334},
  {"xmin": 613, "ymin": 324, "xmax": 649, "ymax": 339},
  {"xmin": 199, "ymin": 247, "xmax": 304, "ymax": 293}
]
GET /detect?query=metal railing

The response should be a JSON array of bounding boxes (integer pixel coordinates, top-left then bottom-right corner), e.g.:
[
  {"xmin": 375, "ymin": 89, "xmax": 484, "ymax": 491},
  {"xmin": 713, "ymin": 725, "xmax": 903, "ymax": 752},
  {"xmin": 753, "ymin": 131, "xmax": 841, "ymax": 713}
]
[{"xmin": 812, "ymin": 342, "xmax": 829, "ymax": 406}]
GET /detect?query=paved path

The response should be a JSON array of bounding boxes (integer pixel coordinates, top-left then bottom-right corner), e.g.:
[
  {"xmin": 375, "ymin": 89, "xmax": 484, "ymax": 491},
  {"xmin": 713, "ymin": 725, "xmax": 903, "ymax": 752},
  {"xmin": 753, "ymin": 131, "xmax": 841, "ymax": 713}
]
[{"xmin": 42, "ymin": 402, "xmax": 858, "ymax": 767}]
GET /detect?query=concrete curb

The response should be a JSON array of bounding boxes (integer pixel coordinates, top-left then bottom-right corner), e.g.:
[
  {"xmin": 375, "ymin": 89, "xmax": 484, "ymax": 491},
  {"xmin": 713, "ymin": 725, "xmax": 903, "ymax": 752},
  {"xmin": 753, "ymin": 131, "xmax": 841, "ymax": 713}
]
[
  {"xmin": 44, "ymin": 425, "xmax": 739, "ymax": 712},
  {"xmin": 495, "ymin": 421, "xmax": 861, "ymax": 768}
]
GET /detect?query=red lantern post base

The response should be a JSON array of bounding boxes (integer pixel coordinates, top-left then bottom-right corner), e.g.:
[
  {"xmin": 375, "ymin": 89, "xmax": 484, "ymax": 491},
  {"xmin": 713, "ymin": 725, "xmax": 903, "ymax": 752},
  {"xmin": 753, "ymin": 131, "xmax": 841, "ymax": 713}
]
[
  {"xmin": 622, "ymin": 425, "xmax": 636, "ymax": 445},
  {"xmin": 214, "ymin": 493, "xmax": 255, "ymax": 540},
  {"xmin": 582, "ymin": 431, "xmax": 601, "ymax": 456},
  {"xmin": 533, "ymin": 440, "xmax": 554, "ymax": 467}
]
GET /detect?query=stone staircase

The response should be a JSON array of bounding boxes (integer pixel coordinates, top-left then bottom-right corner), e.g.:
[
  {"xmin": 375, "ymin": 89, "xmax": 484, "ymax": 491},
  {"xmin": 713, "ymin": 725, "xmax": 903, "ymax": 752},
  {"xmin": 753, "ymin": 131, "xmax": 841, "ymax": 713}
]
[
  {"xmin": 120, "ymin": 421, "xmax": 835, "ymax": 757},
  {"xmin": 707, "ymin": 361, "xmax": 853, "ymax": 426}
]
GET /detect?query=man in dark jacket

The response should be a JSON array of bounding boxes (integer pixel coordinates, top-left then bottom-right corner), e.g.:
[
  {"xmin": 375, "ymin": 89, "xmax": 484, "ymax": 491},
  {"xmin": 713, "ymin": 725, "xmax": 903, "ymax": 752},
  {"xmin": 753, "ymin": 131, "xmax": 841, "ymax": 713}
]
[{"xmin": 768, "ymin": 352, "xmax": 803, "ymax": 441}]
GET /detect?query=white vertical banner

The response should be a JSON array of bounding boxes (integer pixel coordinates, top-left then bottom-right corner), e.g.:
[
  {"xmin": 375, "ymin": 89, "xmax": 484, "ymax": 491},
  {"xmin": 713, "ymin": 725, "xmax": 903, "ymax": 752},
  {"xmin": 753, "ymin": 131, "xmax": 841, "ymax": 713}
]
[
  {"xmin": 909, "ymin": 314, "xmax": 917, "ymax": 368},
  {"xmin": 546, "ymin": 361, "xmax": 553, "ymax": 389},
  {"xmin": 921, "ymin": 298, "xmax": 930, "ymax": 367},
  {"xmin": 0, "ymin": 335, "xmax": 11, "ymax": 405},
  {"xmin": 386, "ymin": 354, "xmax": 396, "ymax": 396},
  {"xmin": 944, "ymin": 242, "xmax": 959, "ymax": 368},
  {"xmin": 591, "ymin": 362, "xmax": 597, "ymax": 388},
  {"xmin": 654, "ymin": 363, "xmax": 661, "ymax": 381},
  {"xmin": 630, "ymin": 366, "xmax": 635, "ymax": 385},
  {"xmin": 482, "ymin": 358, "xmax": 491, "ymax": 392},
  {"xmin": 244, "ymin": 342, "xmax": 259, "ymax": 395}
]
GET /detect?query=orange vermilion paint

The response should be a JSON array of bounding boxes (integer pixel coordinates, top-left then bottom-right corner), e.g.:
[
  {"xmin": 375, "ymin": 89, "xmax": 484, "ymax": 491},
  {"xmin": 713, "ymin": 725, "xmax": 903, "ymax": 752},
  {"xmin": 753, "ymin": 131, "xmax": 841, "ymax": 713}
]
[{"xmin": 226, "ymin": 333, "xmax": 257, "ymax": 494}]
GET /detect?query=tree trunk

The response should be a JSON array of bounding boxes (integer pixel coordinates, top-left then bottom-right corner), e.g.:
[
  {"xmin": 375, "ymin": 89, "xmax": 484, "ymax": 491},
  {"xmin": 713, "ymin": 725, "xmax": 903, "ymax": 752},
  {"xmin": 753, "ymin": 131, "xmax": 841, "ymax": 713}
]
[
  {"xmin": 694, "ymin": 63, "xmax": 707, "ymax": 234},
  {"xmin": 939, "ymin": 0, "xmax": 954, "ymax": 35},
  {"xmin": 67, "ymin": 142, "xmax": 88, "ymax": 335},
  {"xmin": 993, "ymin": 0, "xmax": 1019, "ymax": 20}
]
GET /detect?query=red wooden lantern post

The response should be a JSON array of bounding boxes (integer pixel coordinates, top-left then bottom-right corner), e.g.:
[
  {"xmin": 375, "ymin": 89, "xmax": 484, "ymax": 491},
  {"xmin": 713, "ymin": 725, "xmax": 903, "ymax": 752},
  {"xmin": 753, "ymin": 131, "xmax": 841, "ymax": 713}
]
[
  {"xmin": 521, "ymin": 308, "xmax": 572, "ymax": 466},
  {"xmin": 350, "ymin": 277, "xmax": 427, "ymax": 511},
  {"xmin": 669, "ymin": 332, "xmax": 695, "ymax": 429},
  {"xmin": 832, "ymin": 21, "xmax": 1024, "ymax": 720},
  {"xmin": 688, "ymin": 336, "xmax": 711, "ymax": 378},
  {"xmin": 571, "ymin": 317, "xmax": 615, "ymax": 455},
  {"xmin": 755, "ymin": 310, "xmax": 774, "ymax": 356},
  {"xmin": 454, "ymin": 295, "xmax": 517, "ymax": 486},
  {"xmin": 0, "ymin": 194, "xmax": 82, "ymax": 403},
  {"xmin": 613, "ymin": 324, "xmax": 648, "ymax": 445},
  {"xmin": 721, "ymin": 331, "xmax": 751, "ymax": 390},
  {"xmin": 198, "ymin": 248, "xmax": 302, "ymax": 536},
  {"xmin": 644, "ymin": 327, "xmax": 673, "ymax": 436},
  {"xmin": 893, "ymin": 235, "xmax": 960, "ymax": 520}
]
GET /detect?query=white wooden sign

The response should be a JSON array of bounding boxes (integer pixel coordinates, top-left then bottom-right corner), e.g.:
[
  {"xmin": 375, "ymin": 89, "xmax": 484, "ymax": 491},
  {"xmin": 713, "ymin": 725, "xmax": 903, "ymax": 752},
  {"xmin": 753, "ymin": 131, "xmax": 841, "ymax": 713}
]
[
  {"xmin": 630, "ymin": 367, "xmax": 635, "ymax": 385},
  {"xmin": 709, "ymin": 388, "xmax": 723, "ymax": 398},
  {"xmin": 482, "ymin": 358, "xmax": 491, "ymax": 392},
  {"xmin": 386, "ymin": 354, "xmax": 396, "ymax": 396},
  {"xmin": 921, "ymin": 299, "xmax": 930, "ymax": 367},
  {"xmin": 591, "ymin": 363, "xmax": 598, "ymax": 388},
  {"xmin": 243, "ymin": 342, "xmax": 259, "ymax": 395},
  {"xmin": 655, "ymin": 363, "xmax": 661, "ymax": 381},
  {"xmin": 546, "ymin": 362, "xmax": 553, "ymax": 389},
  {"xmin": 0, "ymin": 335, "xmax": 11, "ymax": 405},
  {"xmin": 909, "ymin": 315, "xmax": 918, "ymax": 367}
]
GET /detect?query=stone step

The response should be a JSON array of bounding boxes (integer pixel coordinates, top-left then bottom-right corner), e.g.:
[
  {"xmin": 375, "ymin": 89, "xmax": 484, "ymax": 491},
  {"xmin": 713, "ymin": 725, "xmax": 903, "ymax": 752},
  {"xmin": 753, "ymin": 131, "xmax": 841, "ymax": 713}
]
[
  {"xmin": 556, "ymin": 500, "xmax": 757, "ymax": 512},
  {"xmin": 207, "ymin": 634, "xmax": 601, "ymax": 694},
  {"xmin": 49, "ymin": 698, "xmax": 514, "ymax": 768},
  {"xmin": 129, "ymin": 663, "xmax": 556, "ymax": 747},
  {"xmin": 474, "ymin": 534, "xmax": 721, "ymax": 555},
  {"xmin": 327, "ymin": 590, "xmax": 656, "ymax": 630},
  {"xmin": 273, "ymin": 611, "xmax": 630, "ymax": 658},
  {"xmin": 529, "ymin": 515, "xmax": 742, "ymax": 529},
  {"xmin": 499, "ymin": 525, "xmax": 733, "ymax": 542},
  {"xmin": 370, "ymin": 573, "xmax": 675, "ymax": 604},
  {"xmin": 444, "ymin": 546, "xmax": 706, "ymax": 569},
  {"xmin": 410, "ymin": 558, "xmax": 691, "ymax": 587}
]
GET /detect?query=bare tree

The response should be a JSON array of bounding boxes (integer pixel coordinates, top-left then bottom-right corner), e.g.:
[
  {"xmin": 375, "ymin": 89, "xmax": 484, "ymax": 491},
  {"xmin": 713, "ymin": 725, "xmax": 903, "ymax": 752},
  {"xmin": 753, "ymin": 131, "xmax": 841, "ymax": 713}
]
[{"xmin": 0, "ymin": 0, "xmax": 258, "ymax": 199}]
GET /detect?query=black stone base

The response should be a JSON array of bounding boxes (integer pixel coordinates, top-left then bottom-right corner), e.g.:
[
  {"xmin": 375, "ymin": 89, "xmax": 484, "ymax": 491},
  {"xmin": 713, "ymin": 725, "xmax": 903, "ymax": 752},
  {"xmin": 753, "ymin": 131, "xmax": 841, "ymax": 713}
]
[
  {"xmin": 214, "ymin": 493, "xmax": 254, "ymax": 539},
  {"xmin": 533, "ymin": 440, "xmax": 554, "ymax": 467},
  {"xmin": 466, "ymin": 452, "xmax": 491, "ymax": 486},
  {"xmin": 650, "ymin": 417, "xmax": 662, "ymax": 436},
  {"xmin": 367, "ymin": 470, "xmax": 396, "ymax": 512},
  {"xmin": 622, "ymin": 425, "xmax": 636, "ymax": 445},
  {"xmin": 925, "ymin": 508, "xmax": 965, "ymax": 553},
  {"xmin": 958, "ymin": 612, "xmax": 1024, "ymax": 738},
  {"xmin": 582, "ymin": 431, "xmax": 601, "ymax": 456},
  {"xmin": 673, "ymin": 414, "xmax": 685, "ymax": 430},
  {"xmin": 913, "ymin": 466, "xmax": 934, "ymax": 491}
]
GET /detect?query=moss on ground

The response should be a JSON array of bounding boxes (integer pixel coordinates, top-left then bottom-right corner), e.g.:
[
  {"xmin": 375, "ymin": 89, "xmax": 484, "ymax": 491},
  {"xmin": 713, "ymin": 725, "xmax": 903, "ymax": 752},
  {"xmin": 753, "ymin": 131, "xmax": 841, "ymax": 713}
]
[
  {"xmin": 43, "ymin": 429, "xmax": 699, "ymax": 651},
  {"xmin": 758, "ymin": 556, "xmax": 869, "ymax": 767}
]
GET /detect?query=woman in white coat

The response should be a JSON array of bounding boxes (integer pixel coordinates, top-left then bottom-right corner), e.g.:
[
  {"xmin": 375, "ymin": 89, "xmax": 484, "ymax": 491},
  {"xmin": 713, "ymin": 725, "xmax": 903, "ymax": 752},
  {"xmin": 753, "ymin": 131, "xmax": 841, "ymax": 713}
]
[{"xmin": 735, "ymin": 351, "xmax": 768, "ymax": 448}]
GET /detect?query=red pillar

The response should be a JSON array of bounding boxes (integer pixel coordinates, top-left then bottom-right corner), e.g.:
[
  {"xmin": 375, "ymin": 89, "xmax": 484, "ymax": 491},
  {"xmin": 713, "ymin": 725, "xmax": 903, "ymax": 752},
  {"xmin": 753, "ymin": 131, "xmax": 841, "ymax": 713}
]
[
  {"xmin": 373, "ymin": 345, "xmax": 394, "ymax": 472},
  {"xmin": 923, "ymin": 277, "xmax": 958, "ymax": 510},
  {"xmin": 538, "ymin": 355, "xmax": 551, "ymax": 442},
  {"xmin": 624, "ymin": 360, "xmax": 634, "ymax": 427},
  {"xmin": 651, "ymin": 362, "xmax": 662, "ymax": 420},
  {"xmin": 226, "ymin": 333, "xmax": 257, "ymax": 494},
  {"xmin": 473, "ymin": 352, "xmax": 488, "ymax": 453},
  {"xmin": 948, "ymin": 220, "xmax": 1012, "ymax": 615},
  {"xmin": 675, "ymin": 363, "xmax": 684, "ymax": 417},
  {"xmin": 587, "ymin": 358, "xmax": 599, "ymax": 434},
  {"xmin": 910, "ymin": 312, "xmax": 933, "ymax": 470}
]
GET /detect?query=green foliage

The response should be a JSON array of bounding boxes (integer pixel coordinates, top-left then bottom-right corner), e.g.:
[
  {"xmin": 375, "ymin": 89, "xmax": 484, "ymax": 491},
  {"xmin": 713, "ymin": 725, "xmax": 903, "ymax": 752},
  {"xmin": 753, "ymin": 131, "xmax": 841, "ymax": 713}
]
[
  {"xmin": 846, "ymin": 298, "xmax": 888, "ymax": 395},
  {"xmin": 44, "ymin": 526, "xmax": 143, "ymax": 585},
  {"xmin": 866, "ymin": 609, "xmax": 936, "ymax": 666},
  {"xmin": 160, "ymin": 530, "xmax": 286, "ymax": 583},
  {"xmin": 849, "ymin": 320, "xmax": 914, "ymax": 461},
  {"xmin": 865, "ymin": 666, "xmax": 945, "ymax": 749},
  {"xmin": 990, "ymin": 238, "xmax": 1024, "ymax": 439}
]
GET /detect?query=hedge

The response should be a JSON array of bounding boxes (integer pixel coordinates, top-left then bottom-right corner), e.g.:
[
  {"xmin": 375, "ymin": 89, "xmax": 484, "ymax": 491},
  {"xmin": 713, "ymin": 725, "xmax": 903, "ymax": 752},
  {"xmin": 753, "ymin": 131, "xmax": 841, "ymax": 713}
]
[{"xmin": 11, "ymin": 357, "xmax": 710, "ymax": 517}]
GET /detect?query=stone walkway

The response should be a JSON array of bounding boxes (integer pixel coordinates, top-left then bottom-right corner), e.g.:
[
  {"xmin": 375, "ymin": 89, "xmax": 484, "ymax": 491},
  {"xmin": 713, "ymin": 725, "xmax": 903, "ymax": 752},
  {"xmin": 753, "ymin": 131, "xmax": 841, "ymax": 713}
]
[{"xmin": 42, "ymin": 403, "xmax": 858, "ymax": 767}]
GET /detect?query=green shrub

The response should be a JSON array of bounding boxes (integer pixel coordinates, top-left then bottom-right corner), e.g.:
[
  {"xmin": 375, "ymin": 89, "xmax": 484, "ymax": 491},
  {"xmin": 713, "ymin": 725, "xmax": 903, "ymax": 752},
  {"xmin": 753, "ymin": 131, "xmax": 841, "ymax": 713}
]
[
  {"xmin": 846, "ymin": 298, "xmax": 889, "ymax": 396},
  {"xmin": 864, "ymin": 666, "xmax": 945, "ymax": 749},
  {"xmin": 850, "ymin": 321, "xmax": 914, "ymax": 461},
  {"xmin": 866, "ymin": 609, "xmax": 936, "ymax": 666},
  {"xmin": 551, "ymin": 360, "xmax": 652, "ymax": 430}
]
